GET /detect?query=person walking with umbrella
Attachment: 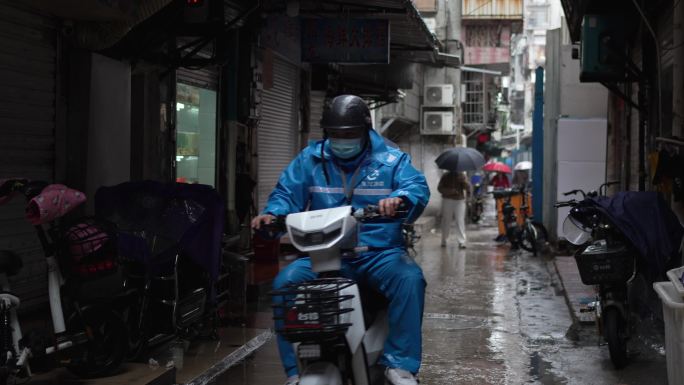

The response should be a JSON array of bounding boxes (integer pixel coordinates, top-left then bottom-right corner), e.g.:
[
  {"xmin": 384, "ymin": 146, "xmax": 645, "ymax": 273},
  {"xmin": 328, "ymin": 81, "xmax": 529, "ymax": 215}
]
[
  {"xmin": 435, "ymin": 148, "xmax": 484, "ymax": 249},
  {"xmin": 483, "ymin": 161, "xmax": 512, "ymax": 190}
]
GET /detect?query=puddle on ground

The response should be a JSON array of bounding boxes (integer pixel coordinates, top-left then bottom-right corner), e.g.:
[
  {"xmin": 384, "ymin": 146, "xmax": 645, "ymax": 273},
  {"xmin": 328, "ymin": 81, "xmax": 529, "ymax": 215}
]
[{"xmin": 529, "ymin": 351, "xmax": 568, "ymax": 384}]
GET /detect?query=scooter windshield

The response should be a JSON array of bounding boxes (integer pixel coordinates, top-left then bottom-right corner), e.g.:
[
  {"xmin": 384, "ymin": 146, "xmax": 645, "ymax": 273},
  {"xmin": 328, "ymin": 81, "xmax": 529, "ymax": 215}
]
[{"xmin": 562, "ymin": 214, "xmax": 591, "ymax": 245}]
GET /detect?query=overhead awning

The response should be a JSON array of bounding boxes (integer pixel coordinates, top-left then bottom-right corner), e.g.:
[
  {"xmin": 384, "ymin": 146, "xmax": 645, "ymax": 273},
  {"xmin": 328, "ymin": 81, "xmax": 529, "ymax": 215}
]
[
  {"xmin": 22, "ymin": 0, "xmax": 174, "ymax": 50},
  {"xmin": 287, "ymin": 0, "xmax": 456, "ymax": 65},
  {"xmin": 559, "ymin": 0, "xmax": 589, "ymax": 43}
]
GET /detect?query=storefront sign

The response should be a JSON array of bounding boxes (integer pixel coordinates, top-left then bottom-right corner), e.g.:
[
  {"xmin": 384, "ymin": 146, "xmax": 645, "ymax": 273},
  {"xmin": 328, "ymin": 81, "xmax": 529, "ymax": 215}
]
[{"xmin": 301, "ymin": 19, "xmax": 390, "ymax": 64}]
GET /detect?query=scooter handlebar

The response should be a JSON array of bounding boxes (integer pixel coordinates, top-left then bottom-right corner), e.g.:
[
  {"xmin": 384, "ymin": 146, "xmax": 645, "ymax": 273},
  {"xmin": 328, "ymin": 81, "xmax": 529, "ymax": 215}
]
[
  {"xmin": 353, "ymin": 202, "xmax": 408, "ymax": 220},
  {"xmin": 554, "ymin": 200, "xmax": 577, "ymax": 208},
  {"xmin": 254, "ymin": 216, "xmax": 287, "ymax": 239}
]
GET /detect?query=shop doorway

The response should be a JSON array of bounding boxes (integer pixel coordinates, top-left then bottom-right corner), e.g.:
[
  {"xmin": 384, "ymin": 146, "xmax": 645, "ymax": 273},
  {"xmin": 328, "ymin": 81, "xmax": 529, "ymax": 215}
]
[{"xmin": 175, "ymin": 83, "xmax": 217, "ymax": 186}]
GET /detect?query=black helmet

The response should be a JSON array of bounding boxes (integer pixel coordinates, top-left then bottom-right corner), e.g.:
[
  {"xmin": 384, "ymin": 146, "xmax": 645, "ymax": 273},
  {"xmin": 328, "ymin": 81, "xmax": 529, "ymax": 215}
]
[{"xmin": 320, "ymin": 95, "xmax": 372, "ymax": 134}]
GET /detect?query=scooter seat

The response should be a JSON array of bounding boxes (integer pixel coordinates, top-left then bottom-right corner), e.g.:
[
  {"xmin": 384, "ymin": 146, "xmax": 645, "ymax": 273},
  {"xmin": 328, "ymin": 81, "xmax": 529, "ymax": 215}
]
[
  {"xmin": 0, "ymin": 250, "xmax": 23, "ymax": 276},
  {"xmin": 361, "ymin": 287, "xmax": 389, "ymax": 329}
]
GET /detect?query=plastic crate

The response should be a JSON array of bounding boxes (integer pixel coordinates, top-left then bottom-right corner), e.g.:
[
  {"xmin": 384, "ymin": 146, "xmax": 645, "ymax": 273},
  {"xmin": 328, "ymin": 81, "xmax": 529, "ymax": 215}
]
[
  {"xmin": 666, "ymin": 266, "xmax": 684, "ymax": 297},
  {"xmin": 574, "ymin": 242, "xmax": 634, "ymax": 285},
  {"xmin": 654, "ymin": 282, "xmax": 684, "ymax": 385}
]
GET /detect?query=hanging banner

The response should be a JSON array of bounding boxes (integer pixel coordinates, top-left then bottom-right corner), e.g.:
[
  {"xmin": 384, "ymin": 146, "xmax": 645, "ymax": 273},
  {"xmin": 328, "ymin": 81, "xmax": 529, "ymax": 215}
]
[{"xmin": 301, "ymin": 18, "xmax": 390, "ymax": 64}]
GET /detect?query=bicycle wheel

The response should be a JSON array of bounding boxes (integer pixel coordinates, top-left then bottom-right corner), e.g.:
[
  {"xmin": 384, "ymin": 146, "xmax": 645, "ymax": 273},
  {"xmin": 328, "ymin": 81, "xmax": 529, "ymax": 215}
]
[
  {"xmin": 519, "ymin": 223, "xmax": 538, "ymax": 254},
  {"xmin": 519, "ymin": 221, "xmax": 547, "ymax": 256}
]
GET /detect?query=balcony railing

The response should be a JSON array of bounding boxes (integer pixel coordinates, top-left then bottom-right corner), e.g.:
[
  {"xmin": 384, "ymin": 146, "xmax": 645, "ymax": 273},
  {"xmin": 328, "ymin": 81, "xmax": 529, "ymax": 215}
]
[{"xmin": 463, "ymin": 0, "xmax": 523, "ymax": 19}]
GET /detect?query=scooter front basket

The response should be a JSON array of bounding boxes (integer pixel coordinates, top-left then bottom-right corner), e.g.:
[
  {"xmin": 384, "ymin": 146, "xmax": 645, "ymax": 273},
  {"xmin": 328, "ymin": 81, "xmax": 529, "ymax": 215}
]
[
  {"xmin": 575, "ymin": 242, "xmax": 635, "ymax": 285},
  {"xmin": 272, "ymin": 277, "xmax": 355, "ymax": 343}
]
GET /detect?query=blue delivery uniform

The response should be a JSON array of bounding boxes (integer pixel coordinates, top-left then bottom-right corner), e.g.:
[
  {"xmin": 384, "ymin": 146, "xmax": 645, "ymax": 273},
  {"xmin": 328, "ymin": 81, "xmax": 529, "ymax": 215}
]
[{"xmin": 265, "ymin": 129, "xmax": 430, "ymax": 376}]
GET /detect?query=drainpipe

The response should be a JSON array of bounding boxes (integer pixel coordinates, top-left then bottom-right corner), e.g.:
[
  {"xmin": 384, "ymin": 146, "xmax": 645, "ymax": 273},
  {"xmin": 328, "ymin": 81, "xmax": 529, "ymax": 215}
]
[
  {"xmin": 445, "ymin": 0, "xmax": 463, "ymax": 139},
  {"xmin": 532, "ymin": 66, "xmax": 544, "ymax": 222}
]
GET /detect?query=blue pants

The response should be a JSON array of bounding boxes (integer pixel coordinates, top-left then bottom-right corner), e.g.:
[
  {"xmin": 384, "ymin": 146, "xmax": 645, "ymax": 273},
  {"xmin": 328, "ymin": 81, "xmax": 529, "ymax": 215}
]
[{"xmin": 272, "ymin": 247, "xmax": 426, "ymax": 377}]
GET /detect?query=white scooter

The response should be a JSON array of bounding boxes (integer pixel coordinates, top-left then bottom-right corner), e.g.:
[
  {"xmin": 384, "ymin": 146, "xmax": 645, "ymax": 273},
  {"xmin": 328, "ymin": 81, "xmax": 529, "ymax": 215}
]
[{"xmin": 269, "ymin": 205, "xmax": 402, "ymax": 385}]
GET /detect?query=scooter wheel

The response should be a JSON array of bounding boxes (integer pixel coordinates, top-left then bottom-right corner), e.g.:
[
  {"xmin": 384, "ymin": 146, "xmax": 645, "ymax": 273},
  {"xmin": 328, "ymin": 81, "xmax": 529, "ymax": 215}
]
[
  {"xmin": 603, "ymin": 308, "xmax": 628, "ymax": 369},
  {"xmin": 66, "ymin": 306, "xmax": 128, "ymax": 378}
]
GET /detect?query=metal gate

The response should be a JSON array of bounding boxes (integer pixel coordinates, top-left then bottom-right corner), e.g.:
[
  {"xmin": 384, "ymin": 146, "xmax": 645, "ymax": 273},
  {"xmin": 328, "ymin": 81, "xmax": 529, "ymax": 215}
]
[
  {"xmin": 177, "ymin": 66, "xmax": 219, "ymax": 91},
  {"xmin": 257, "ymin": 57, "xmax": 298, "ymax": 212},
  {"xmin": 0, "ymin": 1, "xmax": 57, "ymax": 310}
]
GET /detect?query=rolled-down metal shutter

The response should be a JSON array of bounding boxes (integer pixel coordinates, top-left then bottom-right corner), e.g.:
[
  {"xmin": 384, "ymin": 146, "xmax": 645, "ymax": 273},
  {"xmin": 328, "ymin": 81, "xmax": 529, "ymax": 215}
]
[
  {"xmin": 308, "ymin": 91, "xmax": 326, "ymax": 143},
  {"xmin": 0, "ymin": 1, "xmax": 57, "ymax": 310},
  {"xmin": 257, "ymin": 57, "xmax": 298, "ymax": 212},
  {"xmin": 177, "ymin": 66, "xmax": 219, "ymax": 91}
]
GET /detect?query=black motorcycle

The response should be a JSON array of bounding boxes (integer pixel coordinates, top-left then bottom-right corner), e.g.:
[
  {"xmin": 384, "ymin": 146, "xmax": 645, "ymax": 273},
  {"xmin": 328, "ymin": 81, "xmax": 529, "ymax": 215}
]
[{"xmin": 555, "ymin": 182, "xmax": 635, "ymax": 368}]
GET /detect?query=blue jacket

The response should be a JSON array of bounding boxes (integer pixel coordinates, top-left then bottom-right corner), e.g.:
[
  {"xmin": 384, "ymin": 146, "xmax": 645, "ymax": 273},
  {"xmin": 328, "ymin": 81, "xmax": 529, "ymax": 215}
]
[{"xmin": 263, "ymin": 129, "xmax": 430, "ymax": 250}]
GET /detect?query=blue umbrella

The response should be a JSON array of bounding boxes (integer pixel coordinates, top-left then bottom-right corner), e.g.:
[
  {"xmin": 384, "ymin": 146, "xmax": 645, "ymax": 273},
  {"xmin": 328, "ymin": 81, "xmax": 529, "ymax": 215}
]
[{"xmin": 435, "ymin": 147, "xmax": 485, "ymax": 172}]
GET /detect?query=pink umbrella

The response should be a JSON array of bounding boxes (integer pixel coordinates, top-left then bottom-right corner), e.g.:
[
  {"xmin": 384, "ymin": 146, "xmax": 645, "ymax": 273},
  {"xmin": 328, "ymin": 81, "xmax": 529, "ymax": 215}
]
[{"xmin": 482, "ymin": 162, "xmax": 512, "ymax": 174}]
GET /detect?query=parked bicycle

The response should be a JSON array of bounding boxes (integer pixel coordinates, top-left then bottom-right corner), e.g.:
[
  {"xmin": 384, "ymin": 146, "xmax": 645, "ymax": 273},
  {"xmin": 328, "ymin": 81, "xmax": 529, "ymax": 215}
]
[
  {"xmin": 495, "ymin": 187, "xmax": 547, "ymax": 256},
  {"xmin": 555, "ymin": 181, "xmax": 636, "ymax": 368},
  {"xmin": 0, "ymin": 179, "xmax": 128, "ymax": 384}
]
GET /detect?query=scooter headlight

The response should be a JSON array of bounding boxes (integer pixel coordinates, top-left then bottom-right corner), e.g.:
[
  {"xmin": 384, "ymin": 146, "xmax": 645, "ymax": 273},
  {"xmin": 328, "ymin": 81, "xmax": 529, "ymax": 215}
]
[{"xmin": 289, "ymin": 226, "xmax": 343, "ymax": 247}]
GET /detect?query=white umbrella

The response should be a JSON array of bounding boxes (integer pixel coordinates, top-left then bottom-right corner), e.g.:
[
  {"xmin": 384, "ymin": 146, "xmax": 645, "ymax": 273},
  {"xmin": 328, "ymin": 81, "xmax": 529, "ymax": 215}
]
[{"xmin": 514, "ymin": 161, "xmax": 532, "ymax": 171}]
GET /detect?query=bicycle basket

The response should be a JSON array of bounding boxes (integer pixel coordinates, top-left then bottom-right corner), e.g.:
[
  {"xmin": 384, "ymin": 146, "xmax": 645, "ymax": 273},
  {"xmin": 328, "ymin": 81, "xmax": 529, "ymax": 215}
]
[
  {"xmin": 272, "ymin": 278, "xmax": 355, "ymax": 343},
  {"xmin": 59, "ymin": 217, "xmax": 118, "ymax": 279},
  {"xmin": 574, "ymin": 242, "xmax": 635, "ymax": 285}
]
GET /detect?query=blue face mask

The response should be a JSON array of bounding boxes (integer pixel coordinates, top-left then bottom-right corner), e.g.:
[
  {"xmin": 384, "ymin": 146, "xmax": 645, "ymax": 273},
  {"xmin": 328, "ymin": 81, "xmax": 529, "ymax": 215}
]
[{"xmin": 330, "ymin": 138, "xmax": 364, "ymax": 159}]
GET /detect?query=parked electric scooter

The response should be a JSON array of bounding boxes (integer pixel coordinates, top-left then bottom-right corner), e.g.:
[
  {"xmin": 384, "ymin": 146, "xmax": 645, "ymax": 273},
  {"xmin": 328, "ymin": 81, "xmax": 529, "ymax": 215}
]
[
  {"xmin": 266, "ymin": 205, "xmax": 406, "ymax": 385},
  {"xmin": 0, "ymin": 179, "xmax": 128, "ymax": 383},
  {"xmin": 555, "ymin": 181, "xmax": 635, "ymax": 368},
  {"xmin": 94, "ymin": 181, "xmax": 227, "ymax": 359},
  {"xmin": 469, "ymin": 183, "xmax": 484, "ymax": 224}
]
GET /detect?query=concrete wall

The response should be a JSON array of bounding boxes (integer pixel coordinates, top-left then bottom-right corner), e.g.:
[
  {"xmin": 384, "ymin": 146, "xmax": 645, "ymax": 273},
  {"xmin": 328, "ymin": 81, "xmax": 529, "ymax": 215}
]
[
  {"xmin": 380, "ymin": 64, "xmax": 422, "ymax": 123},
  {"xmin": 542, "ymin": 33, "xmax": 610, "ymax": 239},
  {"xmin": 387, "ymin": 128, "xmax": 453, "ymax": 219},
  {"xmin": 86, "ymin": 54, "xmax": 131, "ymax": 212},
  {"xmin": 375, "ymin": 62, "xmax": 457, "ymax": 221},
  {"xmin": 559, "ymin": 46, "xmax": 608, "ymax": 117}
]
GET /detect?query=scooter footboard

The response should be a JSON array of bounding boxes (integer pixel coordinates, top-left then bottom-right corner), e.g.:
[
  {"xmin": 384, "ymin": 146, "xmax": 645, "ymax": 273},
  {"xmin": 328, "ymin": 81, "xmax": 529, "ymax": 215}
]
[{"xmin": 300, "ymin": 361, "xmax": 343, "ymax": 385}]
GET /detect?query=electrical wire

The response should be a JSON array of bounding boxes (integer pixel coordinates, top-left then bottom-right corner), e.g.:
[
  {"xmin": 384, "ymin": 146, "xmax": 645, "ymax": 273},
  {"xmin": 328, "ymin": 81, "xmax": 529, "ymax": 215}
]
[{"xmin": 631, "ymin": 0, "xmax": 663, "ymax": 137}]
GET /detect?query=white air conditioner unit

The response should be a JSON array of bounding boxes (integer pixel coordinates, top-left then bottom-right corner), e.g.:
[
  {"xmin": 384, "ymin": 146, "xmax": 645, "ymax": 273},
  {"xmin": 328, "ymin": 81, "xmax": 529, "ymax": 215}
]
[
  {"xmin": 424, "ymin": 84, "xmax": 454, "ymax": 107},
  {"xmin": 421, "ymin": 111, "xmax": 454, "ymax": 135}
]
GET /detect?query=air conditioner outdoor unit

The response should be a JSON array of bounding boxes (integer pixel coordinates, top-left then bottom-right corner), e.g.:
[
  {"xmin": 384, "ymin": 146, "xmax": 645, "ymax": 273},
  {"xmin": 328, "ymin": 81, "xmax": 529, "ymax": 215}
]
[
  {"xmin": 421, "ymin": 111, "xmax": 454, "ymax": 135},
  {"xmin": 424, "ymin": 84, "xmax": 454, "ymax": 106}
]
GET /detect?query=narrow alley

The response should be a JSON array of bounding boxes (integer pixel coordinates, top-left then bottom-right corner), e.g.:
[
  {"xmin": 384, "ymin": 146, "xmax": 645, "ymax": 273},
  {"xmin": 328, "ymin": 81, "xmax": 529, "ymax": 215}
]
[
  {"xmin": 1, "ymin": 0, "xmax": 683, "ymax": 384},
  {"xmin": 218, "ymin": 208, "xmax": 668, "ymax": 385}
]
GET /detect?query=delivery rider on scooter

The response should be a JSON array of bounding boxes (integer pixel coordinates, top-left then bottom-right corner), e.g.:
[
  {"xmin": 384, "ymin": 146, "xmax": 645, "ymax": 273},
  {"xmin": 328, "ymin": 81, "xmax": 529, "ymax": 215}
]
[{"xmin": 251, "ymin": 95, "xmax": 430, "ymax": 385}]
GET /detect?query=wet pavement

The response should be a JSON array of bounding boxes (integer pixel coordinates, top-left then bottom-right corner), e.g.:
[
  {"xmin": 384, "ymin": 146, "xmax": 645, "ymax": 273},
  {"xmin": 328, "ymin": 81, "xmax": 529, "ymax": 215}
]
[{"xmin": 216, "ymin": 200, "xmax": 668, "ymax": 385}]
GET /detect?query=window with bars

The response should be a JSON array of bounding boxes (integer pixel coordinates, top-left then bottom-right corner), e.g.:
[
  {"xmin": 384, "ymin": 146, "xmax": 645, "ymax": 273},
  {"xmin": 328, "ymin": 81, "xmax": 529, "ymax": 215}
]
[{"xmin": 463, "ymin": 71, "xmax": 486, "ymax": 126}]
